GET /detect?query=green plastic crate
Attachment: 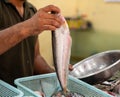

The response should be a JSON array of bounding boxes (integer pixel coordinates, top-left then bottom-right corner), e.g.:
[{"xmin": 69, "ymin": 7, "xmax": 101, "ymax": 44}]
[
  {"xmin": 14, "ymin": 73, "xmax": 113, "ymax": 97},
  {"xmin": 0, "ymin": 80, "xmax": 24, "ymax": 97}
]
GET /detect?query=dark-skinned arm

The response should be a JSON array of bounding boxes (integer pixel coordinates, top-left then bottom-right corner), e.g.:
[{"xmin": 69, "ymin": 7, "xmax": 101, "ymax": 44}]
[
  {"xmin": 34, "ymin": 40, "xmax": 55, "ymax": 74},
  {"xmin": 0, "ymin": 5, "xmax": 64, "ymax": 55}
]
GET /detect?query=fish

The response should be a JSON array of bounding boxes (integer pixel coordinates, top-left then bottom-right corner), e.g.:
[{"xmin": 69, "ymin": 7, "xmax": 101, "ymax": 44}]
[
  {"xmin": 52, "ymin": 90, "xmax": 84, "ymax": 97},
  {"xmin": 52, "ymin": 14, "xmax": 72, "ymax": 95},
  {"xmin": 34, "ymin": 91, "xmax": 45, "ymax": 97}
]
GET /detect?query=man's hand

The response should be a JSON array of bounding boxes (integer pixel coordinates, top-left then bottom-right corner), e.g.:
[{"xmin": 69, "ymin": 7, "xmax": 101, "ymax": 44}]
[
  {"xmin": 69, "ymin": 64, "xmax": 73, "ymax": 71},
  {"xmin": 27, "ymin": 5, "xmax": 64, "ymax": 36}
]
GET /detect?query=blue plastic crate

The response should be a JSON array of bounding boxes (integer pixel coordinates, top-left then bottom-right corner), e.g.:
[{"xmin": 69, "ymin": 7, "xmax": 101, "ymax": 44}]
[
  {"xmin": 0, "ymin": 80, "xmax": 24, "ymax": 97},
  {"xmin": 14, "ymin": 73, "xmax": 113, "ymax": 97}
]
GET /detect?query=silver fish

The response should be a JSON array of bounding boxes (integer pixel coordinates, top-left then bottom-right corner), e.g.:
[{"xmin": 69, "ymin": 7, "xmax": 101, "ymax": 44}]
[{"xmin": 52, "ymin": 15, "xmax": 72, "ymax": 95}]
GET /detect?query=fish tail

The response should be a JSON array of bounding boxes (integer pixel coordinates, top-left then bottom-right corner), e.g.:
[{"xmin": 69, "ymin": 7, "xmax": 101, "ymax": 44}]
[{"xmin": 63, "ymin": 88, "xmax": 70, "ymax": 95}]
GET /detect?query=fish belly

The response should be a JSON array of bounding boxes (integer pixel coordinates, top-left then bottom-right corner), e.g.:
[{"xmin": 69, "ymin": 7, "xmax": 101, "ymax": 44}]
[{"xmin": 52, "ymin": 16, "xmax": 72, "ymax": 94}]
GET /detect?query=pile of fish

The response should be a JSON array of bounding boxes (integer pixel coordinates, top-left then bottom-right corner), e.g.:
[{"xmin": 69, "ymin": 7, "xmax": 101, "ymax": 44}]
[
  {"xmin": 52, "ymin": 90, "xmax": 84, "ymax": 97},
  {"xmin": 52, "ymin": 14, "xmax": 83, "ymax": 97}
]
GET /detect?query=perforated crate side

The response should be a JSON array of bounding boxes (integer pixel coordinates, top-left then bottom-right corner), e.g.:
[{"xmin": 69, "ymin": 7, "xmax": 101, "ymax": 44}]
[
  {"xmin": 0, "ymin": 80, "xmax": 24, "ymax": 97},
  {"xmin": 15, "ymin": 73, "xmax": 113, "ymax": 97}
]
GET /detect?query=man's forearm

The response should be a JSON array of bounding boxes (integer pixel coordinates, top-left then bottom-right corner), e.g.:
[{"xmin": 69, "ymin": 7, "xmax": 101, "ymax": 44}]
[
  {"xmin": 0, "ymin": 5, "xmax": 64, "ymax": 55},
  {"xmin": 0, "ymin": 20, "xmax": 31, "ymax": 55},
  {"xmin": 34, "ymin": 55, "xmax": 55, "ymax": 74}
]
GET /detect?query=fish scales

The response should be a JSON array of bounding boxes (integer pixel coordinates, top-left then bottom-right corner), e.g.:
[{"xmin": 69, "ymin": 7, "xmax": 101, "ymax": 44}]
[{"xmin": 52, "ymin": 15, "xmax": 72, "ymax": 94}]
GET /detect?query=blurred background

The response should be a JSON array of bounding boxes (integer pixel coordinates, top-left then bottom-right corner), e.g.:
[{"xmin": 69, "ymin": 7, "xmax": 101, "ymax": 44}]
[{"xmin": 29, "ymin": 0, "xmax": 120, "ymax": 65}]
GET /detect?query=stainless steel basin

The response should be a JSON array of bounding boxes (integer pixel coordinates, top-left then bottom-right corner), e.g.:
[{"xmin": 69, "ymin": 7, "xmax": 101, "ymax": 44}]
[{"xmin": 69, "ymin": 50, "xmax": 120, "ymax": 84}]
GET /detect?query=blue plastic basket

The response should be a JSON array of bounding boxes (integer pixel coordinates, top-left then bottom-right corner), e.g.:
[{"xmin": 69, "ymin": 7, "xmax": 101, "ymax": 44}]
[
  {"xmin": 14, "ymin": 73, "xmax": 113, "ymax": 97},
  {"xmin": 0, "ymin": 80, "xmax": 24, "ymax": 97}
]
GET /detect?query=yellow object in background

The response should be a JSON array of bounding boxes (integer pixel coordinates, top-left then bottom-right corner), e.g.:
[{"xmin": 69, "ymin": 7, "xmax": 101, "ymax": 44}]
[{"xmin": 66, "ymin": 17, "xmax": 92, "ymax": 30}]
